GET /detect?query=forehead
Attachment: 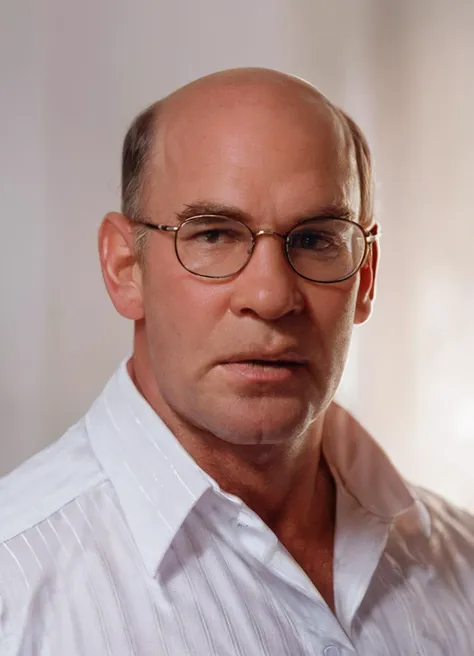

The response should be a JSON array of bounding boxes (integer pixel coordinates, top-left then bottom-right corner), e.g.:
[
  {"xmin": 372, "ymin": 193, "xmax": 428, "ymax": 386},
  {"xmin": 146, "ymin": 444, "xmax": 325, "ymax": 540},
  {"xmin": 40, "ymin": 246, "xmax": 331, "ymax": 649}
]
[{"xmin": 147, "ymin": 83, "xmax": 360, "ymax": 225}]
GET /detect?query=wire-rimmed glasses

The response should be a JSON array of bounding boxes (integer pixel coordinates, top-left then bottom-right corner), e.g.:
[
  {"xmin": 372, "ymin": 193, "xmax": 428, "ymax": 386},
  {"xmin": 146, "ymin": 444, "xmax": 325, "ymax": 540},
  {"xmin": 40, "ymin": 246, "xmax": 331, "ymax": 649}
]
[{"xmin": 134, "ymin": 214, "xmax": 379, "ymax": 283}]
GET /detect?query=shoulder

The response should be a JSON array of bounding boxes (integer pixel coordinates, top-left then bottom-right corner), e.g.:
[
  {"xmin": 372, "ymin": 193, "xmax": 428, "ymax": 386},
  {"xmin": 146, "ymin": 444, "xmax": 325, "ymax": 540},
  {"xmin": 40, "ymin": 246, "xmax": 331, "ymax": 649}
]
[
  {"xmin": 0, "ymin": 419, "xmax": 105, "ymax": 544},
  {"xmin": 416, "ymin": 486, "xmax": 474, "ymax": 533},
  {"xmin": 414, "ymin": 486, "xmax": 474, "ymax": 565},
  {"xmin": 0, "ymin": 421, "xmax": 109, "ymax": 650}
]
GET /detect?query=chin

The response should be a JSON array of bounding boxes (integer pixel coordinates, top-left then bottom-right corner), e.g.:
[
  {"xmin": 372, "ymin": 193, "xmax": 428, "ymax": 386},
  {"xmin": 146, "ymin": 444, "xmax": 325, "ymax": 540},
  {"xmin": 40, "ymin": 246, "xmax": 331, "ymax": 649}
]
[{"xmin": 199, "ymin": 399, "xmax": 315, "ymax": 446}]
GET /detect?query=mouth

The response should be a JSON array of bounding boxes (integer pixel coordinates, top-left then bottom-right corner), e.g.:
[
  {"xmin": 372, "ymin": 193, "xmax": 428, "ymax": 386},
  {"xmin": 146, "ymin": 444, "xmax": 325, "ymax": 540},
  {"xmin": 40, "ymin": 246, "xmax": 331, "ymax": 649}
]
[
  {"xmin": 223, "ymin": 349, "xmax": 307, "ymax": 365},
  {"xmin": 237, "ymin": 359, "xmax": 305, "ymax": 368},
  {"xmin": 218, "ymin": 355, "xmax": 307, "ymax": 384}
]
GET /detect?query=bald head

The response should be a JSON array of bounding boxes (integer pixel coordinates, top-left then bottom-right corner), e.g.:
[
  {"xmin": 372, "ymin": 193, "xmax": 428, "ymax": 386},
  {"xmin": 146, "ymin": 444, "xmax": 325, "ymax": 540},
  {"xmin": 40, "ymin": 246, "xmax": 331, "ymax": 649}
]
[
  {"xmin": 159, "ymin": 68, "xmax": 338, "ymax": 123},
  {"xmin": 121, "ymin": 68, "xmax": 373, "ymax": 249}
]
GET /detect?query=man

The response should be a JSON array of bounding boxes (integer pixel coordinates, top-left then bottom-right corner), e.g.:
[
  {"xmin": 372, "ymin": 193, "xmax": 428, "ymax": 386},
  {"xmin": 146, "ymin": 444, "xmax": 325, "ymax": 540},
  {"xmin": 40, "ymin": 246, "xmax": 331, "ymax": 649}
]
[{"xmin": 0, "ymin": 68, "xmax": 473, "ymax": 655}]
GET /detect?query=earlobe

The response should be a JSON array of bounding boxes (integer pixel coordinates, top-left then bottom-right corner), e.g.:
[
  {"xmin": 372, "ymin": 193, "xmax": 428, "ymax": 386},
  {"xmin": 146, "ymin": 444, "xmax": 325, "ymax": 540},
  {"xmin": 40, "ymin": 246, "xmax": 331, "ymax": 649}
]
[
  {"xmin": 354, "ymin": 264, "xmax": 374, "ymax": 325},
  {"xmin": 354, "ymin": 236, "xmax": 379, "ymax": 325},
  {"xmin": 98, "ymin": 212, "xmax": 145, "ymax": 321}
]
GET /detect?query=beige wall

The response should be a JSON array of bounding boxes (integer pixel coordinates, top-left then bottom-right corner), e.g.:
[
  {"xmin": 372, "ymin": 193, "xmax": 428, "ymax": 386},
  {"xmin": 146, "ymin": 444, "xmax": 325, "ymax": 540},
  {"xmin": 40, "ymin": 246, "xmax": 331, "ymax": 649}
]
[{"xmin": 2, "ymin": 0, "xmax": 474, "ymax": 510}]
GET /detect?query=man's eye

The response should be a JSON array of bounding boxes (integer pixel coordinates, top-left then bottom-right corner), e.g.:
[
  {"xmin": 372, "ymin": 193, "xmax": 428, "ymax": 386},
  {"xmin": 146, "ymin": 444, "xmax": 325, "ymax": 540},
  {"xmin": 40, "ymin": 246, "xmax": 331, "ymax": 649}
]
[
  {"xmin": 289, "ymin": 231, "xmax": 336, "ymax": 251},
  {"xmin": 196, "ymin": 229, "xmax": 225, "ymax": 243},
  {"xmin": 192, "ymin": 229, "xmax": 237, "ymax": 243}
]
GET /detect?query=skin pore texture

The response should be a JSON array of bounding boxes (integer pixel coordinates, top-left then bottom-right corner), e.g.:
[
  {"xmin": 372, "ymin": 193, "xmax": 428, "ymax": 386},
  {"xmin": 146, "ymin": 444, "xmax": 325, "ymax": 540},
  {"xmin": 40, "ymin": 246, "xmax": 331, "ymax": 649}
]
[{"xmin": 99, "ymin": 68, "xmax": 378, "ymax": 610}]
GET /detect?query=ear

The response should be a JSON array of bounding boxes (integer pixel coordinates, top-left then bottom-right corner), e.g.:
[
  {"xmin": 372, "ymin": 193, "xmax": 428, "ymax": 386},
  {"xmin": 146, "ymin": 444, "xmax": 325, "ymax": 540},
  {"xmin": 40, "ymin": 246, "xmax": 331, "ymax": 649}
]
[
  {"xmin": 354, "ymin": 226, "xmax": 379, "ymax": 325},
  {"xmin": 98, "ymin": 212, "xmax": 145, "ymax": 321}
]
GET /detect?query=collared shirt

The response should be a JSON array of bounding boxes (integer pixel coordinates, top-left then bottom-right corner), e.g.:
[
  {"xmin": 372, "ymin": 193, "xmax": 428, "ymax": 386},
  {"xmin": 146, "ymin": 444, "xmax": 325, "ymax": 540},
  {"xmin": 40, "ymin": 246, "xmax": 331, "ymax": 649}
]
[{"xmin": 0, "ymin": 363, "xmax": 473, "ymax": 655}]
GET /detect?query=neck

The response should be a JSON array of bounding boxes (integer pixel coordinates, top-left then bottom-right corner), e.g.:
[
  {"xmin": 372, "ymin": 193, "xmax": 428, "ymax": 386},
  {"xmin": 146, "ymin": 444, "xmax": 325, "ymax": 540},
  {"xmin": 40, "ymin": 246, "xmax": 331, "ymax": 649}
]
[{"xmin": 128, "ymin": 355, "xmax": 336, "ymax": 541}]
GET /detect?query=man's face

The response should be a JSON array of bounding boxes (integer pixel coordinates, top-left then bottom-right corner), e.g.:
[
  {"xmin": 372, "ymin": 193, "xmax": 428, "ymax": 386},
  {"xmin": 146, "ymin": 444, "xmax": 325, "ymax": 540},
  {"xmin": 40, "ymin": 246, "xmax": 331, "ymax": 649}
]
[{"xmin": 135, "ymin": 83, "xmax": 372, "ymax": 446}]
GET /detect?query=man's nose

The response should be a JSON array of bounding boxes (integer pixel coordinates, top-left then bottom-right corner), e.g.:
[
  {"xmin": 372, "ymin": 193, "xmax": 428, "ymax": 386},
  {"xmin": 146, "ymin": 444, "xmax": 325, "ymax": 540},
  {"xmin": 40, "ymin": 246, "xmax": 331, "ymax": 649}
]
[{"xmin": 229, "ymin": 233, "xmax": 305, "ymax": 321}]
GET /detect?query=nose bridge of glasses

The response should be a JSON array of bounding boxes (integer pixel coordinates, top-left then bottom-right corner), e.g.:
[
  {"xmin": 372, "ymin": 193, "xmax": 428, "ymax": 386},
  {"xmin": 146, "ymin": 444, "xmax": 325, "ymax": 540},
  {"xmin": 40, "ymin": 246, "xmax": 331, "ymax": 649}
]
[
  {"xmin": 249, "ymin": 229, "xmax": 287, "ymax": 258},
  {"xmin": 246, "ymin": 229, "xmax": 291, "ymax": 270},
  {"xmin": 253, "ymin": 229, "xmax": 286, "ymax": 240}
]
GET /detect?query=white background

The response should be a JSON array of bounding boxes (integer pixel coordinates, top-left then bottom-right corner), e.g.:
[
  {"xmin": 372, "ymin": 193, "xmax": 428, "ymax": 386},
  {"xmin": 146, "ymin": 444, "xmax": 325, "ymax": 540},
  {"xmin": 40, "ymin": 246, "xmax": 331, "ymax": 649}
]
[{"xmin": 1, "ymin": 0, "xmax": 473, "ymax": 509}]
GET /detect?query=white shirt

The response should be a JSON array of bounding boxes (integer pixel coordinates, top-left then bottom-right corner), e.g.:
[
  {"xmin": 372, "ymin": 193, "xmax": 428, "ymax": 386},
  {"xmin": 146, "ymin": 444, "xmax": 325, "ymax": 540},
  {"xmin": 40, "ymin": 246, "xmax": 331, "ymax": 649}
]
[{"xmin": 1, "ymin": 363, "xmax": 473, "ymax": 655}]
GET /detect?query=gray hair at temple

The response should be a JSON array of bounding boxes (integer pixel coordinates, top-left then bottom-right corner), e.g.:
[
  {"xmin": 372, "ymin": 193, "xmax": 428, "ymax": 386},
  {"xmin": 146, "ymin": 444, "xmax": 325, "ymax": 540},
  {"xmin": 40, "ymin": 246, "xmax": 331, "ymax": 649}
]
[
  {"xmin": 121, "ymin": 101, "xmax": 161, "ymax": 256},
  {"xmin": 120, "ymin": 91, "xmax": 374, "ymax": 259}
]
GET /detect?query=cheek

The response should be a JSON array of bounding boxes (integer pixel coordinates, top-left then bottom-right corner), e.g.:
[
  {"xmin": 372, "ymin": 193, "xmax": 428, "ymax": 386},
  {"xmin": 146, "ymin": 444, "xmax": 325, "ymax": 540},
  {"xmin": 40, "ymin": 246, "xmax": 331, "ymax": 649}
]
[
  {"xmin": 143, "ymin": 256, "xmax": 230, "ymax": 354},
  {"xmin": 307, "ymin": 280, "xmax": 359, "ymax": 348}
]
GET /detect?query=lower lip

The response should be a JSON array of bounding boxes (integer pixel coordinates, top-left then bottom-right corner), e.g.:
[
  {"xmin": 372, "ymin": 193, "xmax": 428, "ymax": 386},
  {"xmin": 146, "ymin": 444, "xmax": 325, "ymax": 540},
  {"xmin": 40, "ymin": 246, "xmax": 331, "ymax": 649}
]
[{"xmin": 220, "ymin": 361, "xmax": 306, "ymax": 383}]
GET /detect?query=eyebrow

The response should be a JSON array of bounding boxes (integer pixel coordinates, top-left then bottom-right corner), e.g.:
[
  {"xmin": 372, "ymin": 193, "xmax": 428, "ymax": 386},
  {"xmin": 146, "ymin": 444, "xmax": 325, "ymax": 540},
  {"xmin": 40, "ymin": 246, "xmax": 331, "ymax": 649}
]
[{"xmin": 175, "ymin": 201, "xmax": 357, "ymax": 224}]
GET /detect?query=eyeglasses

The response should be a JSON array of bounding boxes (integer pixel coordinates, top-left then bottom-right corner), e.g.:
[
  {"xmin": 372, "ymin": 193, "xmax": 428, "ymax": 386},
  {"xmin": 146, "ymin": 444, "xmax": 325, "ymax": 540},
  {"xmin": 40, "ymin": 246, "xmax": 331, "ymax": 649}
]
[{"xmin": 134, "ymin": 214, "xmax": 379, "ymax": 283}]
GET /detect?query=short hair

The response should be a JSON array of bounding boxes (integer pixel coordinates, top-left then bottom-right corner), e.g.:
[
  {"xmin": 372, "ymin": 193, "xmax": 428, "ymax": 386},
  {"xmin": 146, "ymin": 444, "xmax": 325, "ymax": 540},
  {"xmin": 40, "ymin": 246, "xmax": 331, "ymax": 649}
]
[
  {"xmin": 121, "ymin": 99, "xmax": 374, "ymax": 257},
  {"xmin": 338, "ymin": 109, "xmax": 374, "ymax": 229},
  {"xmin": 121, "ymin": 102, "xmax": 160, "ymax": 257}
]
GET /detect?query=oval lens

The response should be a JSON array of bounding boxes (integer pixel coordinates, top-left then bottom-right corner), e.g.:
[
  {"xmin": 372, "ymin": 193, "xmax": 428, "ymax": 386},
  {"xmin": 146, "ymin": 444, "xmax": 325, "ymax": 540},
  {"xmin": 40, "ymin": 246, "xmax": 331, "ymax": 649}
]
[
  {"xmin": 177, "ymin": 216, "xmax": 252, "ymax": 277},
  {"xmin": 287, "ymin": 219, "xmax": 365, "ymax": 282}
]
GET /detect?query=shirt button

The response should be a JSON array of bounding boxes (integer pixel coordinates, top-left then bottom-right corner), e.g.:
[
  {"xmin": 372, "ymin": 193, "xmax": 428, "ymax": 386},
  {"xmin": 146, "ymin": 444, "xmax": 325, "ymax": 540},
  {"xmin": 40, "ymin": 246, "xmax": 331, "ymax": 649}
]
[{"xmin": 323, "ymin": 647, "xmax": 341, "ymax": 656}]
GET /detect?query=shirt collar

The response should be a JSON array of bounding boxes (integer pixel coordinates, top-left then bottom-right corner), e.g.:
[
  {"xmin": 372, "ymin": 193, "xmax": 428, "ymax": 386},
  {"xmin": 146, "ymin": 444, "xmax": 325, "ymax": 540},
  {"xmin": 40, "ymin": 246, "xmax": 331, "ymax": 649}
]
[
  {"xmin": 85, "ymin": 361, "xmax": 212, "ymax": 577},
  {"xmin": 85, "ymin": 362, "xmax": 430, "ymax": 578},
  {"xmin": 322, "ymin": 402, "xmax": 431, "ymax": 537}
]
